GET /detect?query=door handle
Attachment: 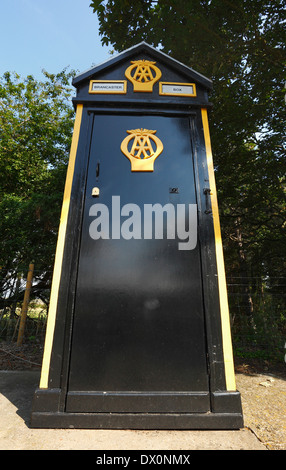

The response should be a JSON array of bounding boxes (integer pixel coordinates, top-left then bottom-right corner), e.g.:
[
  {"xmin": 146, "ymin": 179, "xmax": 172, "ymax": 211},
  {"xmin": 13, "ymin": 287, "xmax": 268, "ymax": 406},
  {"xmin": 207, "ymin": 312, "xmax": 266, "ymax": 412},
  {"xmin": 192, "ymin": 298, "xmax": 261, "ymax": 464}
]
[
  {"xmin": 92, "ymin": 162, "xmax": 100, "ymax": 197},
  {"xmin": 203, "ymin": 188, "xmax": 212, "ymax": 214},
  {"xmin": 96, "ymin": 162, "xmax": 100, "ymax": 178}
]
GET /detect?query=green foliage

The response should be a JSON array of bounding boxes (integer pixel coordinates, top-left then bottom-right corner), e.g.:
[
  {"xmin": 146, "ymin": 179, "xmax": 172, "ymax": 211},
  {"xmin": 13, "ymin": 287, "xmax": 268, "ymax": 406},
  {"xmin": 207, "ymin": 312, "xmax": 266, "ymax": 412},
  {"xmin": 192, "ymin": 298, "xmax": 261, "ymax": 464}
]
[{"xmin": 0, "ymin": 68, "xmax": 76, "ymax": 306}]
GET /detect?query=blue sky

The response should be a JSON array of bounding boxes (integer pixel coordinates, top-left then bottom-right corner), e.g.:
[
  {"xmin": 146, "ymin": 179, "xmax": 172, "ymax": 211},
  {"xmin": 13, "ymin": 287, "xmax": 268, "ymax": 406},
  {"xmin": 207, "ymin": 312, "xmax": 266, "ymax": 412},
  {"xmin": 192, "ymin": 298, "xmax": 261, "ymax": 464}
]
[{"xmin": 0, "ymin": 0, "xmax": 111, "ymax": 80}]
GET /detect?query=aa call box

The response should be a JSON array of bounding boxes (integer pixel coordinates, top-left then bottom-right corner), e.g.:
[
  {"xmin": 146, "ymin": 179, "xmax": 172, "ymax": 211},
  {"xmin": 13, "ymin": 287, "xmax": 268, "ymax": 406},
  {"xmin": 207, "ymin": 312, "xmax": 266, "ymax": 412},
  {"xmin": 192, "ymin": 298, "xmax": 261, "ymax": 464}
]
[{"xmin": 31, "ymin": 42, "xmax": 243, "ymax": 429}]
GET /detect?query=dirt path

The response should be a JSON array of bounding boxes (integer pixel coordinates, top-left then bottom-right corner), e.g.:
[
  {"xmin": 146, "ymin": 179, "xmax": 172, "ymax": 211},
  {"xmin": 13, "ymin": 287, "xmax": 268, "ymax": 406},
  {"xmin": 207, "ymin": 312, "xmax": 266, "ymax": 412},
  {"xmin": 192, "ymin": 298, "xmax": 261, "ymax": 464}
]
[{"xmin": 236, "ymin": 370, "xmax": 286, "ymax": 450}]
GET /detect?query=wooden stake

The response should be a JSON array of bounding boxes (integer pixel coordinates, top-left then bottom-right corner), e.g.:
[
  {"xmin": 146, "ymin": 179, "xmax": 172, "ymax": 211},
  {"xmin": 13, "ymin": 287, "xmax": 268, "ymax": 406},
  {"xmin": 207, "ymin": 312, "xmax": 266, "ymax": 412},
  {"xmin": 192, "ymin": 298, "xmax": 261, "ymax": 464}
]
[{"xmin": 17, "ymin": 263, "xmax": 34, "ymax": 345}]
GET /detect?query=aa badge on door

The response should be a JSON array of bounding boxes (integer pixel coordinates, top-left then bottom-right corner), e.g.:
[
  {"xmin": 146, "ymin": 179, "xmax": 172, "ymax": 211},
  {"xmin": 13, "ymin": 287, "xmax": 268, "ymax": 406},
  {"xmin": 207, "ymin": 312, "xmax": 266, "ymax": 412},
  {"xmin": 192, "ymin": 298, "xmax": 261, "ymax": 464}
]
[{"xmin": 120, "ymin": 128, "xmax": 164, "ymax": 172}]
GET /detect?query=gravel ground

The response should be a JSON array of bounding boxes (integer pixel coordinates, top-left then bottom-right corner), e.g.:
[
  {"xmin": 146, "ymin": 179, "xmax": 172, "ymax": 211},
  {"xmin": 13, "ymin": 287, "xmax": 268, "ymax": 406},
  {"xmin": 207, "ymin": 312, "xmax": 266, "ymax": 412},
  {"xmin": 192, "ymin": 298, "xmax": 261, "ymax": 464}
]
[
  {"xmin": 235, "ymin": 362, "xmax": 286, "ymax": 450},
  {"xmin": 0, "ymin": 341, "xmax": 285, "ymax": 450}
]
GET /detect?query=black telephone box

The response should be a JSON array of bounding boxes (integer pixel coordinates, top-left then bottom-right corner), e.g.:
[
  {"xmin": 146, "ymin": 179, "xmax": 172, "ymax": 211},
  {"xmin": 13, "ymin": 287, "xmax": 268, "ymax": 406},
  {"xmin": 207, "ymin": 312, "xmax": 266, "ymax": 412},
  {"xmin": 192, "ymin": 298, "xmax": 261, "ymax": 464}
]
[{"xmin": 31, "ymin": 42, "xmax": 243, "ymax": 429}]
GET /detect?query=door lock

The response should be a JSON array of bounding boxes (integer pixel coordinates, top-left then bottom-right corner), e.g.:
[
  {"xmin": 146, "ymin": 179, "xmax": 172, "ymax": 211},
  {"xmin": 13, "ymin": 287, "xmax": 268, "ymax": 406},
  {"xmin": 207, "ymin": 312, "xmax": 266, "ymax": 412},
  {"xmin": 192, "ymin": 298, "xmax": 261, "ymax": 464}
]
[{"xmin": 92, "ymin": 187, "xmax": 100, "ymax": 197}]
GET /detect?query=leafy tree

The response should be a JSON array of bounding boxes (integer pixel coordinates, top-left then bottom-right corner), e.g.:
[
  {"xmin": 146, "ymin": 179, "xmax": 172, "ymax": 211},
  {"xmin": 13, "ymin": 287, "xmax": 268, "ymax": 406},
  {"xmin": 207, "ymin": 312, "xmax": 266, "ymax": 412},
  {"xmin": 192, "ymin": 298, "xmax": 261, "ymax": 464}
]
[
  {"xmin": 90, "ymin": 0, "xmax": 286, "ymax": 282},
  {"xmin": 0, "ymin": 69, "xmax": 75, "ymax": 308}
]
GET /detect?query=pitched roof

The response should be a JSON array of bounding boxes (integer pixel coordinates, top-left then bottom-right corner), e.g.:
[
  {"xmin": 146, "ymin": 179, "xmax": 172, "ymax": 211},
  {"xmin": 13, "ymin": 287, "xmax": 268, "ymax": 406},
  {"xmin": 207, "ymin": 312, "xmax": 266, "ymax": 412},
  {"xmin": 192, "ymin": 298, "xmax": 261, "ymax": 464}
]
[{"xmin": 72, "ymin": 42, "xmax": 212, "ymax": 90}]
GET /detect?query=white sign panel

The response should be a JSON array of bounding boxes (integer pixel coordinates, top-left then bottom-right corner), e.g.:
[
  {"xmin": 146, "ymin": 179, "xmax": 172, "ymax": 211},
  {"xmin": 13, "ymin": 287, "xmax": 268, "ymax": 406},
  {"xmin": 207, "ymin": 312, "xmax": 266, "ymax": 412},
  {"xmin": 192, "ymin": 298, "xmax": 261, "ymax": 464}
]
[
  {"xmin": 89, "ymin": 80, "xmax": 127, "ymax": 94},
  {"xmin": 159, "ymin": 82, "xmax": 196, "ymax": 97}
]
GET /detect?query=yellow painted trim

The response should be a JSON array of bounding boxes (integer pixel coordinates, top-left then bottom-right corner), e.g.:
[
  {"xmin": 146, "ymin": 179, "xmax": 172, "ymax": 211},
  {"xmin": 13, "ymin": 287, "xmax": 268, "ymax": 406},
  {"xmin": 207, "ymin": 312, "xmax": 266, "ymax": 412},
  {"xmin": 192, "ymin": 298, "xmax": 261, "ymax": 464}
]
[
  {"xmin": 39, "ymin": 104, "xmax": 83, "ymax": 389},
  {"xmin": 159, "ymin": 82, "xmax": 196, "ymax": 97},
  {"xmin": 201, "ymin": 108, "xmax": 236, "ymax": 391}
]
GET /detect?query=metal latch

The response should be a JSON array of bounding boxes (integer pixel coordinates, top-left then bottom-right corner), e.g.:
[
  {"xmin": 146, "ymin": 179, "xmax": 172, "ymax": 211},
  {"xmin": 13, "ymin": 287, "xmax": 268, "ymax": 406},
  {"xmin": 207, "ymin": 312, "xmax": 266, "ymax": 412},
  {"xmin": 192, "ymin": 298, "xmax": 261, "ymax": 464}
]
[
  {"xmin": 203, "ymin": 188, "xmax": 212, "ymax": 214},
  {"xmin": 169, "ymin": 187, "xmax": 179, "ymax": 194}
]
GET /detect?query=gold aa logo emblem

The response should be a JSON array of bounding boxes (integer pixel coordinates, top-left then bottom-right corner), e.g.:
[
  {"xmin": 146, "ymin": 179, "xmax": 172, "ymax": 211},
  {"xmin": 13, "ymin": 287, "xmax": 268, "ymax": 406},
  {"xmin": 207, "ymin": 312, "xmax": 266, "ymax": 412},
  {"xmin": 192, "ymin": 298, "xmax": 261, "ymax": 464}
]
[
  {"xmin": 120, "ymin": 129, "xmax": 164, "ymax": 172},
  {"xmin": 125, "ymin": 60, "xmax": 162, "ymax": 92}
]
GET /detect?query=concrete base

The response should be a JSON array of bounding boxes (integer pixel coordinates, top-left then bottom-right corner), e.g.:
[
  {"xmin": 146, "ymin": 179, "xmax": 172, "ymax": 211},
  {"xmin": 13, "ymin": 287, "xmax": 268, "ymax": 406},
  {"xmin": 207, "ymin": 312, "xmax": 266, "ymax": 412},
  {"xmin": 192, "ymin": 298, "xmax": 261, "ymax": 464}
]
[{"xmin": 0, "ymin": 370, "xmax": 267, "ymax": 450}]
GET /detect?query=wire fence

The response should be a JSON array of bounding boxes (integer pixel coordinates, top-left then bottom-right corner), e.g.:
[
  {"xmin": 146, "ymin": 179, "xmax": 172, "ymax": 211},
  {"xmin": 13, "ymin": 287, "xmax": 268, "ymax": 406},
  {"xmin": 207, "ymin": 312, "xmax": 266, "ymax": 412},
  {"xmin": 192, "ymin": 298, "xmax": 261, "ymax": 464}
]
[
  {"xmin": 0, "ymin": 267, "xmax": 285, "ymax": 366},
  {"xmin": 227, "ymin": 276, "xmax": 286, "ymax": 364},
  {"xmin": 0, "ymin": 266, "xmax": 50, "ymax": 345}
]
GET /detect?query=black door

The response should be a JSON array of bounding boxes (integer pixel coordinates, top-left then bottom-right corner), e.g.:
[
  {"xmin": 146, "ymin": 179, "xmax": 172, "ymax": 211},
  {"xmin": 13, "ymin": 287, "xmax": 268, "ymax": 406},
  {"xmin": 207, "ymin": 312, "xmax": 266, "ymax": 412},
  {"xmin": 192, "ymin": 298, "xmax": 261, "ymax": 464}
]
[{"xmin": 66, "ymin": 114, "xmax": 210, "ymax": 413}]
